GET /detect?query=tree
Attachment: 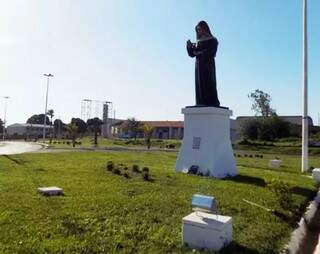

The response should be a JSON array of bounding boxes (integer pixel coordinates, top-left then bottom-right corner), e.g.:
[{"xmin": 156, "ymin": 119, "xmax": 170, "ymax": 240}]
[
  {"xmin": 87, "ymin": 118, "xmax": 103, "ymax": 145},
  {"xmin": 248, "ymin": 89, "xmax": 276, "ymax": 117},
  {"xmin": 71, "ymin": 118, "xmax": 87, "ymax": 134},
  {"xmin": 0, "ymin": 119, "xmax": 3, "ymax": 134},
  {"xmin": 27, "ymin": 114, "xmax": 51, "ymax": 125},
  {"xmin": 240, "ymin": 116, "xmax": 290, "ymax": 141},
  {"xmin": 122, "ymin": 118, "xmax": 142, "ymax": 139},
  {"xmin": 143, "ymin": 124, "xmax": 154, "ymax": 149},
  {"xmin": 54, "ymin": 119, "xmax": 65, "ymax": 137},
  {"xmin": 66, "ymin": 123, "xmax": 78, "ymax": 147},
  {"xmin": 47, "ymin": 109, "xmax": 54, "ymax": 125}
]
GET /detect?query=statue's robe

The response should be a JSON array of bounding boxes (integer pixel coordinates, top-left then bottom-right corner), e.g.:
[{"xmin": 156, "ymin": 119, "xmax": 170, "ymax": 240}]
[{"xmin": 187, "ymin": 37, "xmax": 220, "ymax": 107}]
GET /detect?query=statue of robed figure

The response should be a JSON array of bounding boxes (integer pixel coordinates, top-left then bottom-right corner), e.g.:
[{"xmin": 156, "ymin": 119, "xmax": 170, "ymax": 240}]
[{"xmin": 187, "ymin": 21, "xmax": 220, "ymax": 107}]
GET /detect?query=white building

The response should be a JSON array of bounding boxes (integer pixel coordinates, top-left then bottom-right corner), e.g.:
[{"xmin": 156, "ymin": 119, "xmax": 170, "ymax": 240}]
[{"xmin": 7, "ymin": 123, "xmax": 53, "ymax": 138}]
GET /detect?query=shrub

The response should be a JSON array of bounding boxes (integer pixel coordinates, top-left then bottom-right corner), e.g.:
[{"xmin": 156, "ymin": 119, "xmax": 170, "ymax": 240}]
[
  {"xmin": 267, "ymin": 179, "xmax": 293, "ymax": 211},
  {"xmin": 237, "ymin": 154, "xmax": 242, "ymax": 157},
  {"xmin": 188, "ymin": 165, "xmax": 198, "ymax": 175},
  {"xmin": 142, "ymin": 167, "xmax": 149, "ymax": 173},
  {"xmin": 142, "ymin": 172, "xmax": 150, "ymax": 181},
  {"xmin": 123, "ymin": 172, "xmax": 130, "ymax": 178},
  {"xmin": 132, "ymin": 164, "xmax": 140, "ymax": 173},
  {"xmin": 66, "ymin": 141, "xmax": 70, "ymax": 145},
  {"xmin": 106, "ymin": 161, "xmax": 114, "ymax": 171},
  {"xmin": 244, "ymin": 154, "xmax": 248, "ymax": 157},
  {"xmin": 249, "ymin": 155, "xmax": 253, "ymax": 158},
  {"xmin": 123, "ymin": 166, "xmax": 128, "ymax": 171},
  {"xmin": 112, "ymin": 168, "xmax": 121, "ymax": 175}
]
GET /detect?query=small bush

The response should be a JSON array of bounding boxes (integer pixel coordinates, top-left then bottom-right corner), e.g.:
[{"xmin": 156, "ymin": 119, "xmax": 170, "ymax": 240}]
[
  {"xmin": 106, "ymin": 161, "xmax": 114, "ymax": 171},
  {"xmin": 123, "ymin": 166, "xmax": 128, "ymax": 171},
  {"xmin": 66, "ymin": 141, "xmax": 70, "ymax": 145},
  {"xmin": 123, "ymin": 172, "xmax": 130, "ymax": 178},
  {"xmin": 142, "ymin": 172, "xmax": 150, "ymax": 181},
  {"xmin": 244, "ymin": 154, "xmax": 248, "ymax": 157},
  {"xmin": 112, "ymin": 168, "xmax": 121, "ymax": 175},
  {"xmin": 237, "ymin": 154, "xmax": 242, "ymax": 157},
  {"xmin": 249, "ymin": 155, "xmax": 253, "ymax": 158},
  {"xmin": 188, "ymin": 165, "xmax": 198, "ymax": 175},
  {"xmin": 132, "ymin": 164, "xmax": 140, "ymax": 173},
  {"xmin": 260, "ymin": 155, "xmax": 264, "ymax": 158},
  {"xmin": 142, "ymin": 167, "xmax": 149, "ymax": 173}
]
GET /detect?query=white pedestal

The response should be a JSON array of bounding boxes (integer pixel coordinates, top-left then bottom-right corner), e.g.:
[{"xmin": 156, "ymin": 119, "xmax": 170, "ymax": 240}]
[
  {"xmin": 268, "ymin": 160, "xmax": 282, "ymax": 168},
  {"xmin": 312, "ymin": 168, "xmax": 320, "ymax": 183},
  {"xmin": 182, "ymin": 212, "xmax": 232, "ymax": 251},
  {"xmin": 176, "ymin": 107, "xmax": 237, "ymax": 178}
]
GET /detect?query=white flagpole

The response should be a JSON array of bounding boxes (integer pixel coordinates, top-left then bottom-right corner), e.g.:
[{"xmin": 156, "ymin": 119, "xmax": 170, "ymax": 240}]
[{"xmin": 302, "ymin": 0, "xmax": 308, "ymax": 172}]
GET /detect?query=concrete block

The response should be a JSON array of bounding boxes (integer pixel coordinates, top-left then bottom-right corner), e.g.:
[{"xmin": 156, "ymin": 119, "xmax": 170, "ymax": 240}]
[
  {"xmin": 268, "ymin": 159, "xmax": 282, "ymax": 168},
  {"xmin": 38, "ymin": 186, "xmax": 64, "ymax": 196},
  {"xmin": 182, "ymin": 212, "xmax": 232, "ymax": 251}
]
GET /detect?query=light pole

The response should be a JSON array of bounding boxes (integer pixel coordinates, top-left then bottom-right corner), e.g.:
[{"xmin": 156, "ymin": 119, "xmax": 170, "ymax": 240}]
[
  {"xmin": 43, "ymin": 73, "xmax": 54, "ymax": 141},
  {"xmin": 2, "ymin": 96, "xmax": 10, "ymax": 140},
  {"xmin": 302, "ymin": 0, "xmax": 308, "ymax": 172}
]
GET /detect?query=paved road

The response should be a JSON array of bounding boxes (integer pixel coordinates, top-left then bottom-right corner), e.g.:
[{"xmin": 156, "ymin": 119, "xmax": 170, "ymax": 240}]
[{"xmin": 0, "ymin": 141, "xmax": 43, "ymax": 155}]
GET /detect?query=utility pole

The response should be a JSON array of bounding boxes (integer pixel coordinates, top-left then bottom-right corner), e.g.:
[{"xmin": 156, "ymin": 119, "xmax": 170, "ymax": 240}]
[
  {"xmin": 2, "ymin": 96, "xmax": 10, "ymax": 140},
  {"xmin": 302, "ymin": 0, "xmax": 308, "ymax": 172},
  {"xmin": 43, "ymin": 73, "xmax": 54, "ymax": 142}
]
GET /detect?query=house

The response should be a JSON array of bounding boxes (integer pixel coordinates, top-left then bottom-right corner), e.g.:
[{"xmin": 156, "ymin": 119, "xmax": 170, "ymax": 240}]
[
  {"xmin": 112, "ymin": 120, "xmax": 184, "ymax": 140},
  {"xmin": 108, "ymin": 119, "xmax": 239, "ymax": 143},
  {"xmin": 7, "ymin": 123, "xmax": 53, "ymax": 138}
]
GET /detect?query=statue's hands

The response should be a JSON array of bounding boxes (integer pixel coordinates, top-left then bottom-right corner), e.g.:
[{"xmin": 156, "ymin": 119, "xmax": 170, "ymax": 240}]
[{"xmin": 187, "ymin": 40, "xmax": 193, "ymax": 48}]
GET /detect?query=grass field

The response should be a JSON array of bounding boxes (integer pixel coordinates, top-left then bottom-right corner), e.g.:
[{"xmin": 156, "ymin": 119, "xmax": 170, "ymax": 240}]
[{"xmin": 0, "ymin": 151, "xmax": 318, "ymax": 253}]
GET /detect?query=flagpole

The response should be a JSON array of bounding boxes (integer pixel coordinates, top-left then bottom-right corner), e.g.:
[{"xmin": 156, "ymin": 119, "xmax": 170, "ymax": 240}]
[{"xmin": 302, "ymin": 0, "xmax": 308, "ymax": 172}]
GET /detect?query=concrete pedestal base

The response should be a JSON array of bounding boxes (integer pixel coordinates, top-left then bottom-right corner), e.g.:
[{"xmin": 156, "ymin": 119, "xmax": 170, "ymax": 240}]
[
  {"xmin": 182, "ymin": 212, "xmax": 232, "ymax": 251},
  {"xmin": 176, "ymin": 107, "xmax": 237, "ymax": 178}
]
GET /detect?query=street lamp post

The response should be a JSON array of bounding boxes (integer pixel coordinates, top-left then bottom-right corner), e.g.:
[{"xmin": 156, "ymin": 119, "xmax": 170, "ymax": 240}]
[
  {"xmin": 43, "ymin": 73, "xmax": 54, "ymax": 142},
  {"xmin": 2, "ymin": 96, "xmax": 10, "ymax": 140},
  {"xmin": 302, "ymin": 0, "xmax": 308, "ymax": 172}
]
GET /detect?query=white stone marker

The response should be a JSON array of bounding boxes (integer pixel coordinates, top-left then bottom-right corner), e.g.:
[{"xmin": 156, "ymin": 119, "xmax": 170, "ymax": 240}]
[
  {"xmin": 38, "ymin": 186, "xmax": 64, "ymax": 196},
  {"xmin": 268, "ymin": 160, "xmax": 282, "ymax": 168},
  {"xmin": 182, "ymin": 211, "xmax": 232, "ymax": 251},
  {"xmin": 176, "ymin": 107, "xmax": 237, "ymax": 178},
  {"xmin": 312, "ymin": 168, "xmax": 320, "ymax": 183}
]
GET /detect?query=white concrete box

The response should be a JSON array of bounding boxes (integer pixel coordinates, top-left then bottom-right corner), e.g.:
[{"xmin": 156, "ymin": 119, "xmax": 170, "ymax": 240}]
[
  {"xmin": 176, "ymin": 107, "xmax": 237, "ymax": 178},
  {"xmin": 182, "ymin": 212, "xmax": 232, "ymax": 251},
  {"xmin": 38, "ymin": 186, "xmax": 64, "ymax": 196},
  {"xmin": 312, "ymin": 168, "xmax": 320, "ymax": 183},
  {"xmin": 268, "ymin": 160, "xmax": 282, "ymax": 168}
]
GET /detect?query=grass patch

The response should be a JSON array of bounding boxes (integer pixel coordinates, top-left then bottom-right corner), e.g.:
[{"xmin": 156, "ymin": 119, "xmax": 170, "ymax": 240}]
[{"xmin": 0, "ymin": 151, "xmax": 317, "ymax": 253}]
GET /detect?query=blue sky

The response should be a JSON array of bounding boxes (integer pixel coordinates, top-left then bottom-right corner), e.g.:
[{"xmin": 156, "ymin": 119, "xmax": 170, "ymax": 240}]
[{"xmin": 1, "ymin": 0, "xmax": 320, "ymax": 125}]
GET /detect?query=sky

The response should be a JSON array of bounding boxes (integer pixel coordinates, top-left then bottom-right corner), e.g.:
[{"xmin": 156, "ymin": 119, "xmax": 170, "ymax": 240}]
[{"xmin": 0, "ymin": 0, "xmax": 320, "ymax": 125}]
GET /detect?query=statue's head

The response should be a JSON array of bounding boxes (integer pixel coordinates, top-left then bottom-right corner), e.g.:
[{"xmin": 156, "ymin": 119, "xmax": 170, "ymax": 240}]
[{"xmin": 195, "ymin": 21, "xmax": 213, "ymax": 40}]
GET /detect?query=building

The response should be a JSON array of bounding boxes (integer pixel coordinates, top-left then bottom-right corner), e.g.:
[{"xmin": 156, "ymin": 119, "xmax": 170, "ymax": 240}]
[
  {"xmin": 7, "ymin": 123, "xmax": 53, "ymax": 138},
  {"xmin": 109, "ymin": 119, "xmax": 239, "ymax": 142},
  {"xmin": 111, "ymin": 120, "xmax": 184, "ymax": 140}
]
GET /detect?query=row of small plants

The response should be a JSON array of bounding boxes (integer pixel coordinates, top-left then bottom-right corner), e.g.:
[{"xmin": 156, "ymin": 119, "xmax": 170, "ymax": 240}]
[
  {"xmin": 51, "ymin": 140, "xmax": 82, "ymax": 145},
  {"xmin": 106, "ymin": 161, "xmax": 151, "ymax": 181},
  {"xmin": 234, "ymin": 153, "xmax": 264, "ymax": 158}
]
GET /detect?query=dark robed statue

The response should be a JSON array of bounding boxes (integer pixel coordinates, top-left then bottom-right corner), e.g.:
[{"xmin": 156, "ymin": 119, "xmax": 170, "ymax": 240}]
[{"xmin": 187, "ymin": 21, "xmax": 220, "ymax": 107}]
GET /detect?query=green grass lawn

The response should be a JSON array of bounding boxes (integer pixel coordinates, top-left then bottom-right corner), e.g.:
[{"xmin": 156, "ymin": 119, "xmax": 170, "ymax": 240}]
[{"xmin": 0, "ymin": 151, "xmax": 317, "ymax": 253}]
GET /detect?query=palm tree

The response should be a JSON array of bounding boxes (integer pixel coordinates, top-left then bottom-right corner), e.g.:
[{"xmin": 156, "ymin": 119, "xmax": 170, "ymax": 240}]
[
  {"xmin": 47, "ymin": 109, "xmax": 55, "ymax": 142},
  {"xmin": 66, "ymin": 123, "xmax": 78, "ymax": 147},
  {"xmin": 143, "ymin": 124, "xmax": 154, "ymax": 149},
  {"xmin": 87, "ymin": 118, "xmax": 103, "ymax": 146}
]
